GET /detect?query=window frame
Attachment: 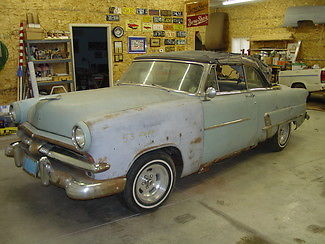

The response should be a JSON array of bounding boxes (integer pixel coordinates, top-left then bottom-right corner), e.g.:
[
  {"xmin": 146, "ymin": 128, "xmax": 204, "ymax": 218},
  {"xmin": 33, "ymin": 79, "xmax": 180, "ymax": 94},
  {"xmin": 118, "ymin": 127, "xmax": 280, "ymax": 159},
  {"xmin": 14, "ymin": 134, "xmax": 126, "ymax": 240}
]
[{"xmin": 243, "ymin": 65, "xmax": 271, "ymax": 90}]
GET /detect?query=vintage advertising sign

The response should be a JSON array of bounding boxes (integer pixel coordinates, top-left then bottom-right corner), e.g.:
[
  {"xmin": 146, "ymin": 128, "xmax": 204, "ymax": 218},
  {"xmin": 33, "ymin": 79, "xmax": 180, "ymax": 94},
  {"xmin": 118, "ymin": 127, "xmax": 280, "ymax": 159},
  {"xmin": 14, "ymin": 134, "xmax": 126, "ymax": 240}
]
[
  {"xmin": 122, "ymin": 7, "xmax": 135, "ymax": 15},
  {"xmin": 163, "ymin": 17, "xmax": 173, "ymax": 23},
  {"xmin": 174, "ymin": 24, "xmax": 185, "ymax": 31},
  {"xmin": 165, "ymin": 46, "xmax": 176, "ymax": 52},
  {"xmin": 136, "ymin": 8, "xmax": 148, "ymax": 15},
  {"xmin": 187, "ymin": 14, "xmax": 209, "ymax": 27},
  {"xmin": 172, "ymin": 11, "xmax": 183, "ymax": 16},
  {"xmin": 153, "ymin": 17, "xmax": 163, "ymax": 23},
  {"xmin": 142, "ymin": 23, "xmax": 153, "ymax": 32},
  {"xmin": 149, "ymin": 9, "xmax": 160, "ymax": 15},
  {"xmin": 176, "ymin": 39, "xmax": 186, "ymax": 45},
  {"xmin": 176, "ymin": 31, "xmax": 187, "ymax": 38},
  {"xmin": 164, "ymin": 39, "xmax": 176, "ymax": 45},
  {"xmin": 153, "ymin": 31, "xmax": 165, "ymax": 37},
  {"xmin": 128, "ymin": 36, "xmax": 147, "ymax": 54},
  {"xmin": 109, "ymin": 7, "xmax": 121, "ymax": 14},
  {"xmin": 152, "ymin": 24, "xmax": 164, "ymax": 31},
  {"xmin": 163, "ymin": 24, "xmax": 174, "ymax": 31},
  {"xmin": 186, "ymin": 0, "xmax": 209, "ymax": 16},
  {"xmin": 126, "ymin": 19, "xmax": 141, "ymax": 31},
  {"xmin": 160, "ymin": 10, "xmax": 172, "ymax": 16},
  {"xmin": 173, "ymin": 18, "xmax": 183, "ymax": 24},
  {"xmin": 106, "ymin": 15, "xmax": 119, "ymax": 21}
]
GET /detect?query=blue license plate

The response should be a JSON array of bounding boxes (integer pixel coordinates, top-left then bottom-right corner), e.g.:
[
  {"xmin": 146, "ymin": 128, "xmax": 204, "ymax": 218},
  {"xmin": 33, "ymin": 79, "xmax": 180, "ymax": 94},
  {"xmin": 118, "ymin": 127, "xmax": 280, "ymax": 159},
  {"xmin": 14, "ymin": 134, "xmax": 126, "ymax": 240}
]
[{"xmin": 23, "ymin": 157, "xmax": 39, "ymax": 176}]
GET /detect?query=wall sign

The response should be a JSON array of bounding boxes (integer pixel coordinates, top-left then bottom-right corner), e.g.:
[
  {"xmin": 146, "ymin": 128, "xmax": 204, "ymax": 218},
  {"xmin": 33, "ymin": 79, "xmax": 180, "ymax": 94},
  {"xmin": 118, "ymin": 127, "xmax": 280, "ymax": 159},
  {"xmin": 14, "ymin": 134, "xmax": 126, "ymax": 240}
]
[
  {"xmin": 164, "ymin": 39, "xmax": 176, "ymax": 45},
  {"xmin": 128, "ymin": 36, "xmax": 147, "ymax": 53},
  {"xmin": 186, "ymin": 0, "xmax": 209, "ymax": 16},
  {"xmin": 163, "ymin": 24, "xmax": 174, "ymax": 31},
  {"xmin": 160, "ymin": 10, "xmax": 172, "ymax": 16},
  {"xmin": 153, "ymin": 17, "xmax": 163, "ymax": 23},
  {"xmin": 152, "ymin": 24, "xmax": 164, "ymax": 30},
  {"xmin": 136, "ymin": 8, "xmax": 148, "ymax": 15},
  {"xmin": 173, "ymin": 11, "xmax": 183, "ymax": 16},
  {"xmin": 176, "ymin": 31, "xmax": 187, "ymax": 38},
  {"xmin": 109, "ymin": 7, "xmax": 121, "ymax": 14},
  {"xmin": 163, "ymin": 17, "xmax": 173, "ymax": 23},
  {"xmin": 176, "ymin": 39, "xmax": 186, "ymax": 45},
  {"xmin": 187, "ymin": 14, "xmax": 209, "ymax": 27},
  {"xmin": 150, "ymin": 38, "xmax": 161, "ymax": 47},
  {"xmin": 143, "ymin": 23, "xmax": 153, "ymax": 32},
  {"xmin": 174, "ymin": 24, "xmax": 185, "ymax": 31},
  {"xmin": 114, "ymin": 54, "xmax": 123, "ymax": 62},
  {"xmin": 126, "ymin": 19, "xmax": 141, "ymax": 31},
  {"xmin": 106, "ymin": 15, "xmax": 119, "ymax": 21},
  {"xmin": 112, "ymin": 26, "xmax": 124, "ymax": 38},
  {"xmin": 114, "ymin": 41, "xmax": 123, "ymax": 53},
  {"xmin": 122, "ymin": 7, "xmax": 135, "ymax": 14},
  {"xmin": 173, "ymin": 18, "xmax": 183, "ymax": 24},
  {"xmin": 153, "ymin": 31, "xmax": 165, "ymax": 37},
  {"xmin": 149, "ymin": 9, "xmax": 160, "ymax": 15}
]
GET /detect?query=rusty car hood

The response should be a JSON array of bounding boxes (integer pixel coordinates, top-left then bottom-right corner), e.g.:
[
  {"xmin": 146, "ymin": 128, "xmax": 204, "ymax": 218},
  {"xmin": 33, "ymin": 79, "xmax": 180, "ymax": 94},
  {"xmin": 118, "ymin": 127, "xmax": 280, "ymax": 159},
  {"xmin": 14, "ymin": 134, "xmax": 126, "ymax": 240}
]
[{"xmin": 27, "ymin": 85, "xmax": 189, "ymax": 137}]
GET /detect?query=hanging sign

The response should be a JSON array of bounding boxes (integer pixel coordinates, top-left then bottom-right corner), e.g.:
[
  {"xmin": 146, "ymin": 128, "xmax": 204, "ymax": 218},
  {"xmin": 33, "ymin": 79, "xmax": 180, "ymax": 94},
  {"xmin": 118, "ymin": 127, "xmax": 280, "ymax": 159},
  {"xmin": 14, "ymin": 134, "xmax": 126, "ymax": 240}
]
[
  {"xmin": 186, "ymin": 0, "xmax": 209, "ymax": 16},
  {"xmin": 187, "ymin": 14, "xmax": 209, "ymax": 27}
]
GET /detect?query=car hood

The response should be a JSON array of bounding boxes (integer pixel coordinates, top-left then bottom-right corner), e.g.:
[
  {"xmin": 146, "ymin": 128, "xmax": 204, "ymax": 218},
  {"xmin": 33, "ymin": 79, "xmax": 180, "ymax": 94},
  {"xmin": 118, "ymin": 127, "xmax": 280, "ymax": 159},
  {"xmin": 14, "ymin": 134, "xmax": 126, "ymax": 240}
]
[{"xmin": 27, "ymin": 85, "xmax": 187, "ymax": 137}]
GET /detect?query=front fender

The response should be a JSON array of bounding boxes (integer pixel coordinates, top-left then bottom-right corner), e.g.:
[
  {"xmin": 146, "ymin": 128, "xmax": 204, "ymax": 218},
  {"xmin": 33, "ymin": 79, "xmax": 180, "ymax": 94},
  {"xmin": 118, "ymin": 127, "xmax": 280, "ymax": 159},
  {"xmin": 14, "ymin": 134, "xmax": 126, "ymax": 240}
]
[{"xmin": 85, "ymin": 97, "xmax": 204, "ymax": 180}]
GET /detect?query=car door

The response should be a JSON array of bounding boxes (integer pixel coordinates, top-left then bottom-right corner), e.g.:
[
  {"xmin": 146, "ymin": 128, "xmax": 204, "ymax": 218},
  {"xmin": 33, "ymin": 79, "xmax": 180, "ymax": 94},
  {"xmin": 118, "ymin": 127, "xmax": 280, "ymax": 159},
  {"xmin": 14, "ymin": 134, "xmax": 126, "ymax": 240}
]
[
  {"xmin": 244, "ymin": 65, "xmax": 279, "ymax": 142},
  {"xmin": 202, "ymin": 64, "xmax": 257, "ymax": 164}
]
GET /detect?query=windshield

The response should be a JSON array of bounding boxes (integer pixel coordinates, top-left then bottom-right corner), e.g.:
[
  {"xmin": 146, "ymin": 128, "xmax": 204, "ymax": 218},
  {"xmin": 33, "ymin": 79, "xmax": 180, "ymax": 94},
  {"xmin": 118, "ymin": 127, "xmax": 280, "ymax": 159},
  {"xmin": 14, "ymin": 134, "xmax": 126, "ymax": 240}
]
[{"xmin": 119, "ymin": 61, "xmax": 204, "ymax": 94}]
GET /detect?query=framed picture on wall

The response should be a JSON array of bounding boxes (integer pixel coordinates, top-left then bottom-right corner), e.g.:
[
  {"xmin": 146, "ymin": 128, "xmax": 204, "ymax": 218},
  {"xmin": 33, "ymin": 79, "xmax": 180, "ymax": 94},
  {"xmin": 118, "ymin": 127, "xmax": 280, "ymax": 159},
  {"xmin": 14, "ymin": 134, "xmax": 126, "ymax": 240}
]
[
  {"xmin": 114, "ymin": 41, "xmax": 123, "ymax": 53},
  {"xmin": 128, "ymin": 36, "xmax": 147, "ymax": 53},
  {"xmin": 150, "ymin": 38, "xmax": 161, "ymax": 47}
]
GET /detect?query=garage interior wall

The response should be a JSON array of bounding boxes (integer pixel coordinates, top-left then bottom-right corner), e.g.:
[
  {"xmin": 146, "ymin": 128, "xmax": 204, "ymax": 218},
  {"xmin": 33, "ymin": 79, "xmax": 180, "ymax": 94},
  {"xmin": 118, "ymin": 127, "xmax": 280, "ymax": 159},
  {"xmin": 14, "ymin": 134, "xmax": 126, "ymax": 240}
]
[
  {"xmin": 213, "ymin": 0, "xmax": 325, "ymax": 66},
  {"xmin": 0, "ymin": 0, "xmax": 324, "ymax": 104}
]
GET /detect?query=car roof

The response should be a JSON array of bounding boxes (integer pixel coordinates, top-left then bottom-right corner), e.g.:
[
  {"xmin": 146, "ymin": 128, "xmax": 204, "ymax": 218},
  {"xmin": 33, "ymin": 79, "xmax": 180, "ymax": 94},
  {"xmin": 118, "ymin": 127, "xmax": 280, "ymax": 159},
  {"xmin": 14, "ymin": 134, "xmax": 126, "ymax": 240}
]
[{"xmin": 135, "ymin": 51, "xmax": 257, "ymax": 65}]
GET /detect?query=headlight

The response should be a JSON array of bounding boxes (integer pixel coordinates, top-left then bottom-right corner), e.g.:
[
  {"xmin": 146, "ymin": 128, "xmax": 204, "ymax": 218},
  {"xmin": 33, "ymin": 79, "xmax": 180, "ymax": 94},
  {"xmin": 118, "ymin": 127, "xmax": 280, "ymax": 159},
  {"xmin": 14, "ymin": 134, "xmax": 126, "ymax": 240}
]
[
  {"xmin": 72, "ymin": 126, "xmax": 85, "ymax": 149},
  {"xmin": 72, "ymin": 122, "xmax": 91, "ymax": 151}
]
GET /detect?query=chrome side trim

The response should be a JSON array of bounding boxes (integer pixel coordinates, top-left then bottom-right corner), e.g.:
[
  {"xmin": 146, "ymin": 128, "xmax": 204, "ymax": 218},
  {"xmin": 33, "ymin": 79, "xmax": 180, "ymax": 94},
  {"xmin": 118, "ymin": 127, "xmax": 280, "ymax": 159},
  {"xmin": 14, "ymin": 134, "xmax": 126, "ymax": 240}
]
[
  {"xmin": 262, "ymin": 113, "xmax": 306, "ymax": 131},
  {"xmin": 204, "ymin": 118, "xmax": 250, "ymax": 131}
]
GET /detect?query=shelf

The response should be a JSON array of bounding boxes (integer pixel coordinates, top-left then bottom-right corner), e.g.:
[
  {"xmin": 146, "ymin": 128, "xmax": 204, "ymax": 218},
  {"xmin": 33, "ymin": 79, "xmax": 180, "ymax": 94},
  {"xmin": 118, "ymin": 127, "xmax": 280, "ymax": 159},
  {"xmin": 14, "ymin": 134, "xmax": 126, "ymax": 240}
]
[
  {"xmin": 25, "ymin": 39, "xmax": 71, "ymax": 44},
  {"xmin": 251, "ymin": 48, "xmax": 288, "ymax": 51},
  {"xmin": 32, "ymin": 58, "xmax": 72, "ymax": 64},
  {"xmin": 37, "ymin": 80, "xmax": 73, "ymax": 87}
]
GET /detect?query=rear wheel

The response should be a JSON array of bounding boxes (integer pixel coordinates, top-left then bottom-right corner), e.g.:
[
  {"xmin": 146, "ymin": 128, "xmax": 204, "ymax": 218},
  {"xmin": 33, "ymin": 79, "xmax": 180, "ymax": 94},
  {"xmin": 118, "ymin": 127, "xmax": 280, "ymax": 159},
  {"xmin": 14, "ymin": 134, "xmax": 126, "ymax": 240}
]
[
  {"xmin": 268, "ymin": 123, "xmax": 291, "ymax": 151},
  {"xmin": 123, "ymin": 151, "xmax": 176, "ymax": 213}
]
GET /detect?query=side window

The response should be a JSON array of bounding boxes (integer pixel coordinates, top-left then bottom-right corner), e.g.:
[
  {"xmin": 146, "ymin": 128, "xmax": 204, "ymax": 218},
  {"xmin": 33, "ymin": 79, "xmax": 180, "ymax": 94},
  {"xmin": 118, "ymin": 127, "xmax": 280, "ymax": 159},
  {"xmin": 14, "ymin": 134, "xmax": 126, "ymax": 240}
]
[
  {"xmin": 205, "ymin": 66, "xmax": 218, "ymax": 91},
  {"xmin": 217, "ymin": 64, "xmax": 246, "ymax": 92},
  {"xmin": 245, "ymin": 66, "xmax": 268, "ymax": 89}
]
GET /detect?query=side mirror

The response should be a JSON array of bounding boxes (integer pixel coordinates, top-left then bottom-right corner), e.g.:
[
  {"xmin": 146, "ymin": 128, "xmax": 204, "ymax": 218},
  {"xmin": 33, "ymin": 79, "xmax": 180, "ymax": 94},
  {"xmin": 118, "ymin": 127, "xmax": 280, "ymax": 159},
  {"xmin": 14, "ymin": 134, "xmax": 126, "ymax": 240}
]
[{"xmin": 205, "ymin": 87, "xmax": 217, "ymax": 100}]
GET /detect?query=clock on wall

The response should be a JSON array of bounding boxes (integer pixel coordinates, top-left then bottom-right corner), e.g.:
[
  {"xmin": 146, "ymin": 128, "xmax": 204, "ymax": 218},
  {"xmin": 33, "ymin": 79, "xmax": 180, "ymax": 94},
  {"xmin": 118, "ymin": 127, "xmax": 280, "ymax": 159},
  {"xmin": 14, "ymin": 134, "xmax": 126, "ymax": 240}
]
[{"xmin": 112, "ymin": 26, "xmax": 124, "ymax": 38}]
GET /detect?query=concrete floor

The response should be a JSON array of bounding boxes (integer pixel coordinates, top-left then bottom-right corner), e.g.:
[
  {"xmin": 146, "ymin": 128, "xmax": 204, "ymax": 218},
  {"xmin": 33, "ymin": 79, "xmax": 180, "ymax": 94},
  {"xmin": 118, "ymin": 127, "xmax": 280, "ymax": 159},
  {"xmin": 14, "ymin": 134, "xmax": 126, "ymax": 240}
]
[{"xmin": 0, "ymin": 110, "xmax": 324, "ymax": 244}]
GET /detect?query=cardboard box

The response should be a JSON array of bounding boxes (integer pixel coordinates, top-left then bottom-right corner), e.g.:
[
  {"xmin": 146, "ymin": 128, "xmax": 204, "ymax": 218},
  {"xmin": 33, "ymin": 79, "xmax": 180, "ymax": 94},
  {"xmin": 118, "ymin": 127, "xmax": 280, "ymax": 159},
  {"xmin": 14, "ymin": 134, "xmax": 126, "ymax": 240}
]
[
  {"xmin": 262, "ymin": 57, "xmax": 273, "ymax": 65},
  {"xmin": 25, "ymin": 28, "xmax": 45, "ymax": 40}
]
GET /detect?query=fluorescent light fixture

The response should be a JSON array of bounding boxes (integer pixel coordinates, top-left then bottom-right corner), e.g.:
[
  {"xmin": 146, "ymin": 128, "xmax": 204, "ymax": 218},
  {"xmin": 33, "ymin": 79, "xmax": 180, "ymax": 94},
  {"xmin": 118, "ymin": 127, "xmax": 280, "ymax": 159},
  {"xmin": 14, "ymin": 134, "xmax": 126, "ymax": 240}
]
[{"xmin": 222, "ymin": 0, "xmax": 255, "ymax": 5}]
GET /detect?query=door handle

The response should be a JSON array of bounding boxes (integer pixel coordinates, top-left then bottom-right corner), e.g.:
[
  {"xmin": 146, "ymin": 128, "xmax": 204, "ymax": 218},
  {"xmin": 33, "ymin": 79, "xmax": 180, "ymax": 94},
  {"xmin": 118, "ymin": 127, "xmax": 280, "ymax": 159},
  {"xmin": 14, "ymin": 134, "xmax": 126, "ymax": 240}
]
[{"xmin": 245, "ymin": 93, "xmax": 255, "ymax": 98}]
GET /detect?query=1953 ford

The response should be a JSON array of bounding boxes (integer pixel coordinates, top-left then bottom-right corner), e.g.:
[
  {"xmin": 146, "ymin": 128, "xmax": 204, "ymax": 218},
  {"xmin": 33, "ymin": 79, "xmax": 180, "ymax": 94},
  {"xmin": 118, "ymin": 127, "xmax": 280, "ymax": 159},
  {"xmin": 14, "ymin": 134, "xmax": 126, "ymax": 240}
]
[{"xmin": 6, "ymin": 51, "xmax": 309, "ymax": 212}]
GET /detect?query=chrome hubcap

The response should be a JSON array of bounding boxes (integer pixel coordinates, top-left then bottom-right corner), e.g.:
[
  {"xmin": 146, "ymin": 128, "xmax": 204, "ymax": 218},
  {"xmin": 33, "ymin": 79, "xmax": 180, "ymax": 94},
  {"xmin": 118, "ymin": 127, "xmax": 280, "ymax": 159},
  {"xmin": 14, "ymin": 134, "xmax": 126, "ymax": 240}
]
[
  {"xmin": 278, "ymin": 123, "xmax": 290, "ymax": 146},
  {"xmin": 135, "ymin": 163, "xmax": 170, "ymax": 205}
]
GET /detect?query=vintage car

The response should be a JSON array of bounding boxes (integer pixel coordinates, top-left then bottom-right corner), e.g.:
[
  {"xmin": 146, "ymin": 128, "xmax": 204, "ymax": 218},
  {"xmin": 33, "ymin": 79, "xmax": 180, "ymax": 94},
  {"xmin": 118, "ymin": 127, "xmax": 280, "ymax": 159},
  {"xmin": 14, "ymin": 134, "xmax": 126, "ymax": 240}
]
[{"xmin": 6, "ymin": 51, "xmax": 309, "ymax": 212}]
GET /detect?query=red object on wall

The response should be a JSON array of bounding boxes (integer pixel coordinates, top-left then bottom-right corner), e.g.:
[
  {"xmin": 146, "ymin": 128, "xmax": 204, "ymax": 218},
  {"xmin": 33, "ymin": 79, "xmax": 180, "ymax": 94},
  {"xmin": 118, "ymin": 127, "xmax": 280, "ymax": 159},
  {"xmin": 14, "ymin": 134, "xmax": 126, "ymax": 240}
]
[{"xmin": 187, "ymin": 14, "xmax": 209, "ymax": 28}]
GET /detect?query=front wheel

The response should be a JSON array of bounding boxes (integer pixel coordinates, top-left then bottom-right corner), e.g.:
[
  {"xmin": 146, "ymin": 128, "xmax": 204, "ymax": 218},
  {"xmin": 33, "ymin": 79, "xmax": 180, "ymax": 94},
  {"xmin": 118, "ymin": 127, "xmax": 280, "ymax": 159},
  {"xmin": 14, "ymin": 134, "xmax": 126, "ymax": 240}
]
[
  {"xmin": 268, "ymin": 123, "xmax": 291, "ymax": 151},
  {"xmin": 123, "ymin": 151, "xmax": 176, "ymax": 213}
]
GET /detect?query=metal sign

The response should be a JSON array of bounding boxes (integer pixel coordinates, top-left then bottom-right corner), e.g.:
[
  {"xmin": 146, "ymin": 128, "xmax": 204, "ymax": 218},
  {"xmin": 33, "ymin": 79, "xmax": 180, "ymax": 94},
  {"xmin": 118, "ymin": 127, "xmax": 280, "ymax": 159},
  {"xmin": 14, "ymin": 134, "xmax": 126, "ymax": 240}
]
[
  {"xmin": 186, "ymin": 0, "xmax": 209, "ymax": 16},
  {"xmin": 187, "ymin": 14, "xmax": 209, "ymax": 27}
]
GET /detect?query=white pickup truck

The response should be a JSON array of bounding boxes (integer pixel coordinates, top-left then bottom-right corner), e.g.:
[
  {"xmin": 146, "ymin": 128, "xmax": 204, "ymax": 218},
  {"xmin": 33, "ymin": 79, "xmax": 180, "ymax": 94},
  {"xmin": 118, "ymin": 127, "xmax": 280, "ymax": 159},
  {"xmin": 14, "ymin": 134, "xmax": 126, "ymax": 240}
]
[{"xmin": 279, "ymin": 68, "xmax": 325, "ymax": 92}]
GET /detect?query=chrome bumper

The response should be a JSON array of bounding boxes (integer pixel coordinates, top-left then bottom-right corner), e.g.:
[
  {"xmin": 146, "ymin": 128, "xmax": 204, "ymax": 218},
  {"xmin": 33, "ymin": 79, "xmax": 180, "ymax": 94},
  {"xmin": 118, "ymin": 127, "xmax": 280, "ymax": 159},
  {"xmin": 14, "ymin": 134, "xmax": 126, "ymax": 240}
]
[{"xmin": 9, "ymin": 143, "xmax": 126, "ymax": 200}]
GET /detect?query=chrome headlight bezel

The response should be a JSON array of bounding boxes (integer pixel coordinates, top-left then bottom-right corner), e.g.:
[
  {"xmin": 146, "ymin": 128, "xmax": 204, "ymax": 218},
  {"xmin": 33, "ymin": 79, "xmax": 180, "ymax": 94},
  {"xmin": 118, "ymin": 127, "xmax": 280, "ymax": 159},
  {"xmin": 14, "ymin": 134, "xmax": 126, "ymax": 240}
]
[{"xmin": 72, "ymin": 122, "xmax": 91, "ymax": 151}]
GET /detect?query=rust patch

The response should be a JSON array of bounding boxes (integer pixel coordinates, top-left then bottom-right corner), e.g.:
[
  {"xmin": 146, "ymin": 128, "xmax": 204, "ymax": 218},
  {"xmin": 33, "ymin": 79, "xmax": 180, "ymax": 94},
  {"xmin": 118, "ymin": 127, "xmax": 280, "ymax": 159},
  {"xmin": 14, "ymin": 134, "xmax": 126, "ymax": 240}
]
[
  {"xmin": 306, "ymin": 224, "xmax": 325, "ymax": 234},
  {"xmin": 97, "ymin": 156, "xmax": 108, "ymax": 164},
  {"xmin": 134, "ymin": 143, "xmax": 173, "ymax": 160},
  {"xmin": 190, "ymin": 137, "xmax": 202, "ymax": 144},
  {"xmin": 86, "ymin": 112, "xmax": 122, "ymax": 127},
  {"xmin": 199, "ymin": 145, "xmax": 254, "ymax": 173}
]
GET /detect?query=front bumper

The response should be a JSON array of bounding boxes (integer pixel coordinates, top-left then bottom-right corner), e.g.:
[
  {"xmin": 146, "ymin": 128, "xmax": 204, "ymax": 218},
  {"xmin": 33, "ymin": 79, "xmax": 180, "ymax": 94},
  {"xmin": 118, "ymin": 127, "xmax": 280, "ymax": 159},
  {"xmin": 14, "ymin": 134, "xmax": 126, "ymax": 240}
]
[{"xmin": 8, "ymin": 143, "xmax": 126, "ymax": 200}]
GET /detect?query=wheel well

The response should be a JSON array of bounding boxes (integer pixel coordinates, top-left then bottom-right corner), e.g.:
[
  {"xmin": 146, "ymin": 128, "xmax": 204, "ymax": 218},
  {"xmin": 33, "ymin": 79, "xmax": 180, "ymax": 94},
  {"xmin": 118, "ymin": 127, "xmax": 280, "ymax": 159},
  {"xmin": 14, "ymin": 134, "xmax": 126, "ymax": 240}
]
[
  {"xmin": 291, "ymin": 82, "xmax": 306, "ymax": 89},
  {"xmin": 133, "ymin": 146, "xmax": 184, "ymax": 178}
]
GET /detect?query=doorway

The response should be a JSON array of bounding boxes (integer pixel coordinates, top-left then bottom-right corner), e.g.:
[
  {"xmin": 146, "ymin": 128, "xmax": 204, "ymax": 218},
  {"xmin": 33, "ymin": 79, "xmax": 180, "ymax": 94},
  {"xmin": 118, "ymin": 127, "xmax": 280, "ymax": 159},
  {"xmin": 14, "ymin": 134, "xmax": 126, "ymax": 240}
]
[{"xmin": 70, "ymin": 24, "xmax": 113, "ymax": 90}]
